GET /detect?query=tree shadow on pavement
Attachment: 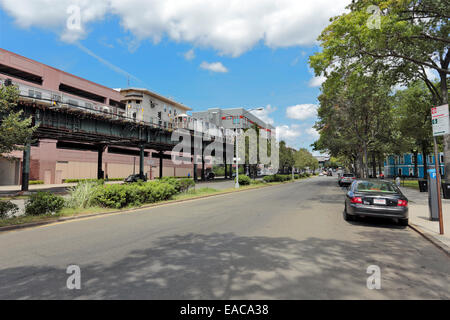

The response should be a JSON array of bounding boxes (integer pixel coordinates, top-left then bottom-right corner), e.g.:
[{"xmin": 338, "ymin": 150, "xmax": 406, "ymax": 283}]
[{"xmin": 0, "ymin": 231, "xmax": 449, "ymax": 300}]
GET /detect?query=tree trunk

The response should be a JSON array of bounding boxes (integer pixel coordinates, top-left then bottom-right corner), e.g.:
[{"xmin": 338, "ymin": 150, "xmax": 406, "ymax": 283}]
[
  {"xmin": 371, "ymin": 153, "xmax": 376, "ymax": 178},
  {"xmin": 378, "ymin": 154, "xmax": 383, "ymax": 176},
  {"xmin": 413, "ymin": 150, "xmax": 418, "ymax": 178},
  {"xmin": 423, "ymin": 149, "xmax": 428, "ymax": 179}
]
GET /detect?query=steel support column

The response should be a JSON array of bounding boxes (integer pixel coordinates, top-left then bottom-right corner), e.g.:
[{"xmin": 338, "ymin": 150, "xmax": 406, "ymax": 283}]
[
  {"xmin": 21, "ymin": 141, "xmax": 31, "ymax": 192},
  {"xmin": 224, "ymin": 163, "xmax": 228, "ymax": 179},
  {"xmin": 139, "ymin": 145, "xmax": 145, "ymax": 179},
  {"xmin": 159, "ymin": 151, "xmax": 163, "ymax": 179},
  {"xmin": 193, "ymin": 163, "xmax": 198, "ymax": 182},
  {"xmin": 97, "ymin": 145, "xmax": 106, "ymax": 180},
  {"xmin": 201, "ymin": 155, "xmax": 206, "ymax": 181}
]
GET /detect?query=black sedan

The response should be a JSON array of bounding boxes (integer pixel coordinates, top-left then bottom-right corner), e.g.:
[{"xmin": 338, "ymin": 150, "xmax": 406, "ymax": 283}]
[{"xmin": 344, "ymin": 180, "xmax": 409, "ymax": 226}]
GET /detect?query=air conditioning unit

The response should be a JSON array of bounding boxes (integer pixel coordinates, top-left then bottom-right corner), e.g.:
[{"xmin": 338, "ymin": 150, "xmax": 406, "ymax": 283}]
[
  {"xmin": 103, "ymin": 106, "xmax": 110, "ymax": 113},
  {"xmin": 60, "ymin": 103, "xmax": 69, "ymax": 109},
  {"xmin": 150, "ymin": 101, "xmax": 156, "ymax": 108}
]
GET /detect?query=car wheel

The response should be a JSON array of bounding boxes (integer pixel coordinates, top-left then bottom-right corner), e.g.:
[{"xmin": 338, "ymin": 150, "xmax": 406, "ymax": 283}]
[
  {"xmin": 398, "ymin": 218, "xmax": 409, "ymax": 227},
  {"xmin": 344, "ymin": 203, "xmax": 353, "ymax": 221}
]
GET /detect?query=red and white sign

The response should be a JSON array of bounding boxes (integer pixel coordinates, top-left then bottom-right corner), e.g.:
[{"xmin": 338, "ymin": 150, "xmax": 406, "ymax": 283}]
[{"xmin": 431, "ymin": 104, "xmax": 449, "ymax": 136}]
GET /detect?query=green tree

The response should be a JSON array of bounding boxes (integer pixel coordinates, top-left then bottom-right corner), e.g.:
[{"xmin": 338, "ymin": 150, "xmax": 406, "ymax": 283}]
[
  {"xmin": 312, "ymin": 64, "xmax": 395, "ymax": 178},
  {"xmin": 310, "ymin": 0, "xmax": 449, "ymax": 177},
  {"xmin": 0, "ymin": 85, "xmax": 36, "ymax": 156},
  {"xmin": 279, "ymin": 141, "xmax": 295, "ymax": 173},
  {"xmin": 394, "ymin": 81, "xmax": 435, "ymax": 177}
]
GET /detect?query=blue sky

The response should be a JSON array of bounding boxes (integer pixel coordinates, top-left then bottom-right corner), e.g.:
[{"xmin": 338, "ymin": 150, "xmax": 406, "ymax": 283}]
[{"xmin": 0, "ymin": 0, "xmax": 349, "ymax": 153}]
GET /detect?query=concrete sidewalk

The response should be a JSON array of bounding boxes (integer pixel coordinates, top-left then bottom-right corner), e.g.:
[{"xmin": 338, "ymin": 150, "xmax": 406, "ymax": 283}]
[{"xmin": 400, "ymin": 186, "xmax": 450, "ymax": 252}]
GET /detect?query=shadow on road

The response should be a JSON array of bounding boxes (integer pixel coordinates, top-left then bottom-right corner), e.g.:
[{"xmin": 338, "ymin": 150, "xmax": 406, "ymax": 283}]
[{"xmin": 1, "ymin": 231, "xmax": 448, "ymax": 299}]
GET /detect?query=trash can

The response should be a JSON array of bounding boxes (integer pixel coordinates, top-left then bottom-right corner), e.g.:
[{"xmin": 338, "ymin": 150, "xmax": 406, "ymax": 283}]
[
  {"xmin": 442, "ymin": 180, "xmax": 450, "ymax": 199},
  {"xmin": 418, "ymin": 179, "xmax": 428, "ymax": 192}
]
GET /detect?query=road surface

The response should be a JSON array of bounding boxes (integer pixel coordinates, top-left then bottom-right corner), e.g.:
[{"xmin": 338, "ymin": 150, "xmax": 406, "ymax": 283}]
[{"xmin": 0, "ymin": 176, "xmax": 448, "ymax": 299}]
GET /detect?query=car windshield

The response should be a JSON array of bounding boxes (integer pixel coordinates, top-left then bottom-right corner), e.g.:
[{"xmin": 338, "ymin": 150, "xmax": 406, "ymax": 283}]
[{"xmin": 355, "ymin": 181, "xmax": 398, "ymax": 193}]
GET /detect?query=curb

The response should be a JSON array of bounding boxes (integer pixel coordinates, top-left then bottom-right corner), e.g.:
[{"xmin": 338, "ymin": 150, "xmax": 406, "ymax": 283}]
[
  {"xmin": 408, "ymin": 223, "xmax": 450, "ymax": 257},
  {"xmin": 0, "ymin": 179, "xmax": 302, "ymax": 233}
]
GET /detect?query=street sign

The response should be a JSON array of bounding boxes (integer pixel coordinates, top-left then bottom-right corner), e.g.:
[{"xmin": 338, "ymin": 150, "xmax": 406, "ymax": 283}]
[{"xmin": 431, "ymin": 104, "xmax": 449, "ymax": 136}]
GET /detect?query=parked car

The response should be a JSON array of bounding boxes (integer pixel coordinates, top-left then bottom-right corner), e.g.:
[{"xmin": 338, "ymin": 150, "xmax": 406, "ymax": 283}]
[
  {"xmin": 344, "ymin": 180, "xmax": 408, "ymax": 226},
  {"xmin": 339, "ymin": 173, "xmax": 356, "ymax": 186},
  {"xmin": 124, "ymin": 174, "xmax": 147, "ymax": 183}
]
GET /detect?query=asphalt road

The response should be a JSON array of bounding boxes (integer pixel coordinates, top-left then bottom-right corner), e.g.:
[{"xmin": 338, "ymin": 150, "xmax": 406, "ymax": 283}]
[{"xmin": 0, "ymin": 176, "xmax": 449, "ymax": 299}]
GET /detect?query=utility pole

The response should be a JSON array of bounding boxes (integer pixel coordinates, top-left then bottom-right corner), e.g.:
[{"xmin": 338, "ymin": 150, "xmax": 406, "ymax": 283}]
[{"xmin": 433, "ymin": 136, "xmax": 444, "ymax": 235}]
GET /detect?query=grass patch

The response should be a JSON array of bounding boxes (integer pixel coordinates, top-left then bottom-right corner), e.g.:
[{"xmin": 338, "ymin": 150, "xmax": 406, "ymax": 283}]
[{"xmin": 400, "ymin": 180, "xmax": 420, "ymax": 190}]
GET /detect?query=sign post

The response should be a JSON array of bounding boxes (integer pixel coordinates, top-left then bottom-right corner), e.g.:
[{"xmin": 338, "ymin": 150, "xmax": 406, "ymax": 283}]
[{"xmin": 431, "ymin": 104, "xmax": 448, "ymax": 235}]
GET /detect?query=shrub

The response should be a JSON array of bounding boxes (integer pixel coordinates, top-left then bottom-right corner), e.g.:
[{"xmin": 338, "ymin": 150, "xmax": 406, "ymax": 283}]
[
  {"xmin": 92, "ymin": 181, "xmax": 178, "ymax": 209},
  {"xmin": 263, "ymin": 174, "xmax": 293, "ymax": 183},
  {"xmin": 177, "ymin": 178, "xmax": 195, "ymax": 192},
  {"xmin": 238, "ymin": 175, "xmax": 251, "ymax": 185},
  {"xmin": 0, "ymin": 201, "xmax": 19, "ymax": 219},
  {"xmin": 29, "ymin": 180, "xmax": 44, "ymax": 185},
  {"xmin": 25, "ymin": 192, "xmax": 65, "ymax": 216},
  {"xmin": 66, "ymin": 181, "xmax": 98, "ymax": 209}
]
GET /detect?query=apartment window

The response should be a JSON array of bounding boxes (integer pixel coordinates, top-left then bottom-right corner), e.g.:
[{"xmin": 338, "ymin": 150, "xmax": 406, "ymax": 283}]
[
  {"xmin": 440, "ymin": 155, "xmax": 444, "ymax": 164},
  {"xmin": 136, "ymin": 100, "xmax": 141, "ymax": 104},
  {"xmin": 400, "ymin": 155, "xmax": 406, "ymax": 164},
  {"xmin": 164, "ymin": 105, "xmax": 167, "ymax": 112},
  {"xmin": 428, "ymin": 155, "xmax": 434, "ymax": 164}
]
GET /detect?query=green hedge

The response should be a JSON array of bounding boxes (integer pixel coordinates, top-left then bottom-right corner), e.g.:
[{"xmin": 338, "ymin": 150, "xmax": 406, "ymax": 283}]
[
  {"xmin": 0, "ymin": 201, "xmax": 19, "ymax": 219},
  {"xmin": 263, "ymin": 174, "xmax": 293, "ymax": 183},
  {"xmin": 25, "ymin": 192, "xmax": 65, "ymax": 216},
  {"xmin": 91, "ymin": 180, "xmax": 178, "ymax": 209},
  {"xmin": 29, "ymin": 180, "xmax": 44, "ymax": 185},
  {"xmin": 238, "ymin": 175, "xmax": 251, "ymax": 185}
]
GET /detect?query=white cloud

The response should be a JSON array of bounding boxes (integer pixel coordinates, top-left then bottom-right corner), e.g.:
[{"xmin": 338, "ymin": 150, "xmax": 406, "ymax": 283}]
[
  {"xmin": 276, "ymin": 124, "xmax": 301, "ymax": 141},
  {"xmin": 251, "ymin": 105, "xmax": 276, "ymax": 125},
  {"xmin": 200, "ymin": 61, "xmax": 228, "ymax": 73},
  {"xmin": 286, "ymin": 104, "xmax": 318, "ymax": 120},
  {"xmin": 0, "ymin": 0, "xmax": 348, "ymax": 56},
  {"xmin": 308, "ymin": 75, "xmax": 326, "ymax": 87},
  {"xmin": 305, "ymin": 127, "xmax": 320, "ymax": 139},
  {"xmin": 184, "ymin": 49, "xmax": 195, "ymax": 61}
]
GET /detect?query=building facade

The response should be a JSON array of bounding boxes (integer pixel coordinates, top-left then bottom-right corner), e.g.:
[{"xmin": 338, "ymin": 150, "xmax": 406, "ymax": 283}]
[
  {"xmin": 384, "ymin": 153, "xmax": 445, "ymax": 178},
  {"xmin": 192, "ymin": 108, "xmax": 275, "ymax": 138},
  {"xmin": 119, "ymin": 88, "xmax": 191, "ymax": 129}
]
